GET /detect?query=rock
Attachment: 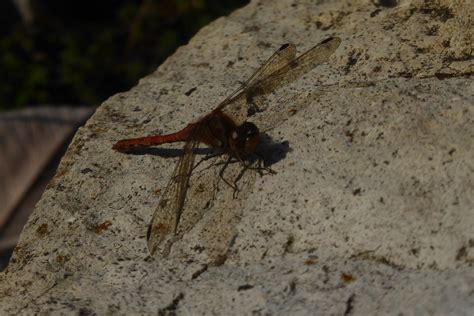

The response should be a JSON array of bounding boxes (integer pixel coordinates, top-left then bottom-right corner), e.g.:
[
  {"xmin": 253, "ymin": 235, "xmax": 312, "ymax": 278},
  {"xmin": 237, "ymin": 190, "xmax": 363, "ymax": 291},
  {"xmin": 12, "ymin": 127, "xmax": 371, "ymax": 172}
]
[
  {"xmin": 0, "ymin": 106, "xmax": 94, "ymax": 253},
  {"xmin": 1, "ymin": 0, "xmax": 473, "ymax": 314}
]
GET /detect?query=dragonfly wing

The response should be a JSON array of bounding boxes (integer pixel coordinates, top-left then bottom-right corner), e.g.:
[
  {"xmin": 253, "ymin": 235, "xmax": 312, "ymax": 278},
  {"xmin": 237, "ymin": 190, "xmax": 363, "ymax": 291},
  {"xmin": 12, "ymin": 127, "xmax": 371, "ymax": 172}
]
[
  {"xmin": 248, "ymin": 37, "xmax": 341, "ymax": 97},
  {"xmin": 218, "ymin": 43, "xmax": 297, "ymax": 107},
  {"xmin": 215, "ymin": 43, "xmax": 297, "ymax": 124},
  {"xmin": 244, "ymin": 43, "xmax": 297, "ymax": 88},
  {"xmin": 147, "ymin": 135, "xmax": 200, "ymax": 256},
  {"xmin": 216, "ymin": 37, "xmax": 340, "ymax": 125}
]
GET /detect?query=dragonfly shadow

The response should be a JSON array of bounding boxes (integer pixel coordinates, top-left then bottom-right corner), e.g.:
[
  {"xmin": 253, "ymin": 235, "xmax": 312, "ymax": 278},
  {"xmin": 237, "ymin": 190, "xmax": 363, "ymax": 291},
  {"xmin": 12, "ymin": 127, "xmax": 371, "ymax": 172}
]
[
  {"xmin": 122, "ymin": 146, "xmax": 215, "ymax": 158},
  {"xmin": 115, "ymin": 133, "xmax": 291, "ymax": 165},
  {"xmin": 115, "ymin": 133, "xmax": 292, "ymax": 167},
  {"xmin": 253, "ymin": 132, "xmax": 292, "ymax": 167}
]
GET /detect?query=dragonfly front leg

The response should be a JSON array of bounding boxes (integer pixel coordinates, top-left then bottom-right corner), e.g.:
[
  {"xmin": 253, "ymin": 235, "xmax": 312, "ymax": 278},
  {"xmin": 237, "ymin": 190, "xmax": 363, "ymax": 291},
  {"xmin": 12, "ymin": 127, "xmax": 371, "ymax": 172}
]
[{"xmin": 192, "ymin": 150, "xmax": 225, "ymax": 173}]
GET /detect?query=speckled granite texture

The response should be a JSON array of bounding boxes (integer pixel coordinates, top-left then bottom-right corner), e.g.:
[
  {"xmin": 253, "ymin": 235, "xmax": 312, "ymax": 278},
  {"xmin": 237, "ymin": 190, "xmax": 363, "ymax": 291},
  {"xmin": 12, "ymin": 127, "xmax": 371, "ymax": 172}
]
[{"xmin": 1, "ymin": 0, "xmax": 473, "ymax": 314}]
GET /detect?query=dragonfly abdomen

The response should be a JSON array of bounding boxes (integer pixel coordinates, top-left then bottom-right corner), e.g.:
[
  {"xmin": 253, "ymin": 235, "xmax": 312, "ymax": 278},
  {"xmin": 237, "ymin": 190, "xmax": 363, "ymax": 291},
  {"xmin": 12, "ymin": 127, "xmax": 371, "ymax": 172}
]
[{"xmin": 112, "ymin": 123, "xmax": 196, "ymax": 153}]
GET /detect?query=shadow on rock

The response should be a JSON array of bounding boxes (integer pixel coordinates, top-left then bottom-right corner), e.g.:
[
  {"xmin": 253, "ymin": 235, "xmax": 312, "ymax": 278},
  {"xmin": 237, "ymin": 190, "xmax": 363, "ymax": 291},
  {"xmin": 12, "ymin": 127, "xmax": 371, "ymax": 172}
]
[{"xmin": 113, "ymin": 132, "xmax": 292, "ymax": 167}]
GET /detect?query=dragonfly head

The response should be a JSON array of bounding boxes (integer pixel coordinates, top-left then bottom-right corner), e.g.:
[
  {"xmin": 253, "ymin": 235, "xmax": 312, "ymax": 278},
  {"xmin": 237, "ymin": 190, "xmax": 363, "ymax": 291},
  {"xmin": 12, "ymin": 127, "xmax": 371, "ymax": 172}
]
[{"xmin": 230, "ymin": 122, "xmax": 260, "ymax": 156}]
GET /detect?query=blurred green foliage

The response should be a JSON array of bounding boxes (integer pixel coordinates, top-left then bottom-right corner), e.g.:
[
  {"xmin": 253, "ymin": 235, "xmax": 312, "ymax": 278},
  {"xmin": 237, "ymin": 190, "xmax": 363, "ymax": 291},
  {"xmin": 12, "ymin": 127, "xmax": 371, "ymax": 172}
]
[{"xmin": 0, "ymin": 0, "xmax": 248, "ymax": 110}]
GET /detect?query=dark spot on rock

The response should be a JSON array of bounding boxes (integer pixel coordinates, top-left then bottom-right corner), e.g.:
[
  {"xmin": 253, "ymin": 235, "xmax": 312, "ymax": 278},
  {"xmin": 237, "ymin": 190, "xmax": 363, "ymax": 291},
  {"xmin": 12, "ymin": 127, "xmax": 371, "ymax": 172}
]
[
  {"xmin": 419, "ymin": 4, "xmax": 454, "ymax": 22},
  {"xmin": 287, "ymin": 279, "xmax": 296, "ymax": 294},
  {"xmin": 399, "ymin": 71, "xmax": 413, "ymax": 78},
  {"xmin": 344, "ymin": 51, "xmax": 360, "ymax": 74},
  {"xmin": 79, "ymin": 308, "xmax": 95, "ymax": 316},
  {"xmin": 341, "ymin": 272, "xmax": 356, "ymax": 283},
  {"xmin": 94, "ymin": 221, "xmax": 112, "ymax": 234},
  {"xmin": 345, "ymin": 130, "xmax": 355, "ymax": 143},
  {"xmin": 184, "ymin": 87, "xmax": 197, "ymax": 96},
  {"xmin": 212, "ymin": 253, "xmax": 228, "ymax": 266},
  {"xmin": 373, "ymin": 0, "xmax": 398, "ymax": 7},
  {"xmin": 81, "ymin": 168, "xmax": 93, "ymax": 174},
  {"xmin": 370, "ymin": 8, "xmax": 382, "ymax": 17},
  {"xmin": 415, "ymin": 47, "xmax": 428, "ymax": 55},
  {"xmin": 322, "ymin": 265, "xmax": 330, "ymax": 274},
  {"xmin": 192, "ymin": 245, "xmax": 205, "ymax": 253},
  {"xmin": 191, "ymin": 264, "xmax": 208, "ymax": 280},
  {"xmin": 425, "ymin": 24, "xmax": 440, "ymax": 36},
  {"xmin": 410, "ymin": 248, "xmax": 419, "ymax": 256},
  {"xmin": 344, "ymin": 294, "xmax": 356, "ymax": 316},
  {"xmin": 159, "ymin": 293, "xmax": 184, "ymax": 314},
  {"xmin": 242, "ymin": 25, "xmax": 260, "ymax": 33},
  {"xmin": 347, "ymin": 55, "xmax": 358, "ymax": 67},
  {"xmin": 284, "ymin": 235, "xmax": 295, "ymax": 253},
  {"xmin": 56, "ymin": 254, "xmax": 70, "ymax": 265},
  {"xmin": 304, "ymin": 258, "xmax": 318, "ymax": 265},
  {"xmin": 237, "ymin": 284, "xmax": 254, "ymax": 291},
  {"xmin": 36, "ymin": 223, "xmax": 49, "ymax": 236},
  {"xmin": 455, "ymin": 246, "xmax": 467, "ymax": 261},
  {"xmin": 352, "ymin": 188, "xmax": 362, "ymax": 196}
]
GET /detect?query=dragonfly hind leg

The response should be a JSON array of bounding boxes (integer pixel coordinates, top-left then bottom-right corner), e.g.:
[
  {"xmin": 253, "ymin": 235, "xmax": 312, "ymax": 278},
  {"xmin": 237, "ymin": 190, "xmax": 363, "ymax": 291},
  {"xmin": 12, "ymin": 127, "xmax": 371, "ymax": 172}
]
[
  {"xmin": 218, "ymin": 156, "xmax": 241, "ymax": 196},
  {"xmin": 250, "ymin": 151, "xmax": 277, "ymax": 176}
]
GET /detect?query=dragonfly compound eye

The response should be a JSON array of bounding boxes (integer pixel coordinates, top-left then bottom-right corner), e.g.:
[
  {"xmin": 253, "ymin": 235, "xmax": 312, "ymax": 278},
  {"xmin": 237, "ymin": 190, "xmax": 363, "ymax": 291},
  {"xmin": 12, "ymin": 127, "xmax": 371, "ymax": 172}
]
[
  {"xmin": 241, "ymin": 122, "xmax": 259, "ymax": 136},
  {"xmin": 231, "ymin": 122, "xmax": 260, "ymax": 154}
]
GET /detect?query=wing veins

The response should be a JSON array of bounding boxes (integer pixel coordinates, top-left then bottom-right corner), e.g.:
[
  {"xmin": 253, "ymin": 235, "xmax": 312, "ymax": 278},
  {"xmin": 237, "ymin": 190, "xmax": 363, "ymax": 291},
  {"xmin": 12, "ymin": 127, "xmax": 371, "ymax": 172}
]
[
  {"xmin": 217, "ymin": 37, "xmax": 341, "ymax": 112},
  {"xmin": 218, "ymin": 42, "xmax": 297, "ymax": 109},
  {"xmin": 147, "ymin": 128, "xmax": 201, "ymax": 256}
]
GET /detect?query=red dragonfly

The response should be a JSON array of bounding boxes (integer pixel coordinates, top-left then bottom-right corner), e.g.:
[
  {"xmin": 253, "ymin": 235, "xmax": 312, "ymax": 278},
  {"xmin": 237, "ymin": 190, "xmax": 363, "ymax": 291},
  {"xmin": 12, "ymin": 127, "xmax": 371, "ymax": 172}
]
[{"xmin": 113, "ymin": 36, "xmax": 341, "ymax": 256}]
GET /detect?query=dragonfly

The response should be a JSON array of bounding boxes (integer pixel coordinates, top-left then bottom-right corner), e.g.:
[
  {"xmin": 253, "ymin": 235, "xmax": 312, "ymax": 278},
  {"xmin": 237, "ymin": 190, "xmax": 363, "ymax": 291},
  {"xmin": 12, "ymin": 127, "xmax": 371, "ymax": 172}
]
[{"xmin": 113, "ymin": 36, "xmax": 341, "ymax": 256}]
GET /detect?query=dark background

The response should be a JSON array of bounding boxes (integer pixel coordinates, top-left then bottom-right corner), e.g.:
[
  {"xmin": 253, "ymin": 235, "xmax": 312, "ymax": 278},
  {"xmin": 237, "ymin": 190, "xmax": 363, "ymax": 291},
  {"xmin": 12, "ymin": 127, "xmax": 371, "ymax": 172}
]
[{"xmin": 0, "ymin": 0, "xmax": 248, "ymax": 111}]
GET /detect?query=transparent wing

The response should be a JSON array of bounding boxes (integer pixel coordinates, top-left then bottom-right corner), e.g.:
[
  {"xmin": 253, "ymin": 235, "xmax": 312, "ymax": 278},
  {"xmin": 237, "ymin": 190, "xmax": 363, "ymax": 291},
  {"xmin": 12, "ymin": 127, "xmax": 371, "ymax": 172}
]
[
  {"xmin": 246, "ymin": 37, "xmax": 340, "ymax": 97},
  {"xmin": 147, "ymin": 135, "xmax": 200, "ymax": 256},
  {"xmin": 219, "ymin": 43, "xmax": 297, "ymax": 105},
  {"xmin": 216, "ymin": 37, "xmax": 341, "ymax": 124}
]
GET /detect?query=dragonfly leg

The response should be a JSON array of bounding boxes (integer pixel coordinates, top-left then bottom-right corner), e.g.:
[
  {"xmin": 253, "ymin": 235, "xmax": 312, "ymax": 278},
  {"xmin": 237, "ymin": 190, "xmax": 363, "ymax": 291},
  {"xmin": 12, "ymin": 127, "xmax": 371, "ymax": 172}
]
[
  {"xmin": 215, "ymin": 153, "xmax": 275, "ymax": 198},
  {"xmin": 218, "ymin": 156, "xmax": 241, "ymax": 195},
  {"xmin": 192, "ymin": 150, "xmax": 224, "ymax": 173},
  {"xmin": 231, "ymin": 163, "xmax": 253, "ymax": 199}
]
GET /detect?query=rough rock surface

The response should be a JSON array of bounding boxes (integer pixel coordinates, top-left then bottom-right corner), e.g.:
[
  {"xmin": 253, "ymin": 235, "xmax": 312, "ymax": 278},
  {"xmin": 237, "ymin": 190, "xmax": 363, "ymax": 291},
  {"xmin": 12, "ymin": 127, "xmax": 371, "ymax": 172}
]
[{"xmin": 1, "ymin": 0, "xmax": 473, "ymax": 314}]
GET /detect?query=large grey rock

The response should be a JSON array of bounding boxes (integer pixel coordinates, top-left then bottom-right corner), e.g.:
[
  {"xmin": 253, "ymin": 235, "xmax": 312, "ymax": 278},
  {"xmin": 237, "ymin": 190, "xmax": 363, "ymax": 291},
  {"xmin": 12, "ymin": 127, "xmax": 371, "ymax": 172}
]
[{"xmin": 1, "ymin": 0, "xmax": 473, "ymax": 314}]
